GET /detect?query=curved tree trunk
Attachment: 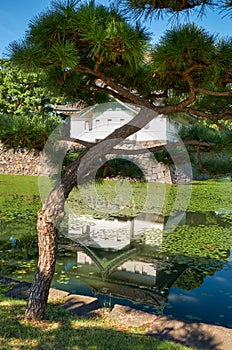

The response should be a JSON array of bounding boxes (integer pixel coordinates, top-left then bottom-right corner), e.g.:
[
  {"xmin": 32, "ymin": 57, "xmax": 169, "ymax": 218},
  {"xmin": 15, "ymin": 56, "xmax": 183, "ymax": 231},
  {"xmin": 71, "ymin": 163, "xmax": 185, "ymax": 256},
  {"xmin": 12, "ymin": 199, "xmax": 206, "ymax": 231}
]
[
  {"xmin": 25, "ymin": 209, "xmax": 58, "ymax": 320},
  {"xmin": 25, "ymin": 107, "xmax": 157, "ymax": 321}
]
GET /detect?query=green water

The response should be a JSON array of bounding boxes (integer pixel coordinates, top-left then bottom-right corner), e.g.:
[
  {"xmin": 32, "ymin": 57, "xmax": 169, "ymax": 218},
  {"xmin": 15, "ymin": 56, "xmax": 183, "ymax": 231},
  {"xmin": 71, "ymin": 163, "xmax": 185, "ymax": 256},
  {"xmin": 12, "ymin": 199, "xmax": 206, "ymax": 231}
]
[{"xmin": 1, "ymin": 174, "xmax": 232, "ymax": 327}]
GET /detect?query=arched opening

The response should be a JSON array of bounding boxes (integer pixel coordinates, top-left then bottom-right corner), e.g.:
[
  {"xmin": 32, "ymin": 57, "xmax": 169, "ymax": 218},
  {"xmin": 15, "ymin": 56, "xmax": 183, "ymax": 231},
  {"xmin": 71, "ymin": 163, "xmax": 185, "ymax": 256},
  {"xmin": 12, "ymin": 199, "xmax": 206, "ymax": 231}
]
[{"xmin": 96, "ymin": 158, "xmax": 145, "ymax": 181}]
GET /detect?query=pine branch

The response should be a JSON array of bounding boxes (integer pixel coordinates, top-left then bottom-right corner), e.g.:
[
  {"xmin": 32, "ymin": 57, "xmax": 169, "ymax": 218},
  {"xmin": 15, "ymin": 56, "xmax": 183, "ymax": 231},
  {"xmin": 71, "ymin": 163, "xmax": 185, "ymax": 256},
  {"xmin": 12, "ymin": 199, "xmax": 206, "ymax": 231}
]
[
  {"xmin": 110, "ymin": 140, "xmax": 215, "ymax": 155},
  {"xmin": 195, "ymin": 87, "xmax": 232, "ymax": 96}
]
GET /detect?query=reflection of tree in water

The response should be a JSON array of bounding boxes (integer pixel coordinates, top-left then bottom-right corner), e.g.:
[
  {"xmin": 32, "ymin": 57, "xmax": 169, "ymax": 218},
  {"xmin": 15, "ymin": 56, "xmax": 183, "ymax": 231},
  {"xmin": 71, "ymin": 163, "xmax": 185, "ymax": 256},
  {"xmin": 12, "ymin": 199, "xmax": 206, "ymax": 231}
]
[
  {"xmin": 140, "ymin": 242, "xmax": 230, "ymax": 291},
  {"xmin": 158, "ymin": 216, "xmax": 232, "ymax": 292},
  {"xmin": 172, "ymin": 249, "xmax": 230, "ymax": 292},
  {"xmin": 185, "ymin": 211, "xmax": 230, "ymax": 227},
  {"xmin": 174, "ymin": 267, "xmax": 209, "ymax": 291},
  {"xmin": 159, "ymin": 214, "xmax": 232, "ymax": 292}
]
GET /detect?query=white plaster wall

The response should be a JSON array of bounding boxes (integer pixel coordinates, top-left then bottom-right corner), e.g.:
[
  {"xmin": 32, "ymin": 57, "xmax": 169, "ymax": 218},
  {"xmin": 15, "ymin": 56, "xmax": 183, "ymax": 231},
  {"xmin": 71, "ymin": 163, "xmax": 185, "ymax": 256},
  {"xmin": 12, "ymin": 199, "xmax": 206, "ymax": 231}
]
[
  {"xmin": 70, "ymin": 110, "xmax": 172, "ymax": 142},
  {"xmin": 136, "ymin": 115, "xmax": 167, "ymax": 142},
  {"xmin": 166, "ymin": 120, "xmax": 181, "ymax": 142}
]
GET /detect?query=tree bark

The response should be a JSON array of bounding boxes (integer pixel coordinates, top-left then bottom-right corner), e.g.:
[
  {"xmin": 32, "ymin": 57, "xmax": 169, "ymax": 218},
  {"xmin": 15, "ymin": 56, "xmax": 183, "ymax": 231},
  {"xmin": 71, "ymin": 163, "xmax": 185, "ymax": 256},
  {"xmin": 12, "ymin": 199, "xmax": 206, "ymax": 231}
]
[{"xmin": 25, "ymin": 209, "xmax": 58, "ymax": 320}]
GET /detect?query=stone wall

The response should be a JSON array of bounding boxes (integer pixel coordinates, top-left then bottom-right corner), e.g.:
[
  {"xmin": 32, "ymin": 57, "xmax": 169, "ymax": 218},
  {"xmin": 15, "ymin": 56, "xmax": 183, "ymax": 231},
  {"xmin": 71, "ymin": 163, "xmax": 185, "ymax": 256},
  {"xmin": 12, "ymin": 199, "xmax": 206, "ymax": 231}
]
[
  {"xmin": 0, "ymin": 141, "xmax": 191, "ymax": 183},
  {"xmin": 108, "ymin": 140, "xmax": 191, "ymax": 184},
  {"xmin": 0, "ymin": 143, "xmax": 40, "ymax": 176},
  {"xmin": 170, "ymin": 166, "xmax": 192, "ymax": 184},
  {"xmin": 121, "ymin": 153, "xmax": 172, "ymax": 183}
]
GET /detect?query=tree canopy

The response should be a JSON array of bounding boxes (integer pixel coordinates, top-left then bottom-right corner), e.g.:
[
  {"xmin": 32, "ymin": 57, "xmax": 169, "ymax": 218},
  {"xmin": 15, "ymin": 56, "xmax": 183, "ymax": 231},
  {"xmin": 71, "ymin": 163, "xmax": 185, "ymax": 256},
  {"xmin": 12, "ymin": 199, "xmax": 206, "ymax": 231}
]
[
  {"xmin": 8, "ymin": 0, "xmax": 232, "ymax": 127},
  {"xmin": 118, "ymin": 0, "xmax": 216, "ymax": 18},
  {"xmin": 7, "ymin": 0, "xmax": 232, "ymax": 173}
]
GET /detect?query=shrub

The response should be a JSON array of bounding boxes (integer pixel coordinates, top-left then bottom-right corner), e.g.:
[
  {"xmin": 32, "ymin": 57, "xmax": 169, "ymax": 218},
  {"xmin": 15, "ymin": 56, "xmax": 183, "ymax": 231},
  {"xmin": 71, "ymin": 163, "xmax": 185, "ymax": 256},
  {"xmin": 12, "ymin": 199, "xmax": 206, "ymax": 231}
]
[{"xmin": 0, "ymin": 113, "xmax": 62, "ymax": 151}]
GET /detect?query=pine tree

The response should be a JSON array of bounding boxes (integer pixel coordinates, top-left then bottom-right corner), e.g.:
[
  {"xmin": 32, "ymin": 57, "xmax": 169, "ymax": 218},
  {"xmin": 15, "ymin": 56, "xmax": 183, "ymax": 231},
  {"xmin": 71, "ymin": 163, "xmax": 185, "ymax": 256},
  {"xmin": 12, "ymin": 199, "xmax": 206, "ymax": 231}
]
[{"xmin": 7, "ymin": 0, "xmax": 232, "ymax": 320}]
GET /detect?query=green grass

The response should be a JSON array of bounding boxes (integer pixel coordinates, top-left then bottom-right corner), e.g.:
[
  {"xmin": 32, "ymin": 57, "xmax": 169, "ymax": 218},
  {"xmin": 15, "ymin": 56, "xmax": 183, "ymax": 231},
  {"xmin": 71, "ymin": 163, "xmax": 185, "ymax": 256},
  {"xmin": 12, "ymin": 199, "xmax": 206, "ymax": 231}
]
[
  {"xmin": 67, "ymin": 178, "xmax": 232, "ymax": 218},
  {"xmin": 0, "ymin": 292, "xmax": 197, "ymax": 350},
  {"xmin": 1, "ymin": 174, "xmax": 232, "ymax": 220},
  {"xmin": 0, "ymin": 175, "xmax": 41, "ymax": 224},
  {"xmin": 0, "ymin": 174, "xmax": 39, "ymax": 196}
]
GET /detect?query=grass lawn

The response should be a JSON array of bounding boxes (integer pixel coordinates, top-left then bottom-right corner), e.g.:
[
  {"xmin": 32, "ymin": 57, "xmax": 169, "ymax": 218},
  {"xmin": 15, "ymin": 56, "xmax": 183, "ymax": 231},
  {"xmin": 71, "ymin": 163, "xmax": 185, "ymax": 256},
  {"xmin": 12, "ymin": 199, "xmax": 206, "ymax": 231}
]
[
  {"xmin": 1, "ymin": 174, "xmax": 232, "ymax": 219},
  {"xmin": 0, "ymin": 286, "xmax": 197, "ymax": 350}
]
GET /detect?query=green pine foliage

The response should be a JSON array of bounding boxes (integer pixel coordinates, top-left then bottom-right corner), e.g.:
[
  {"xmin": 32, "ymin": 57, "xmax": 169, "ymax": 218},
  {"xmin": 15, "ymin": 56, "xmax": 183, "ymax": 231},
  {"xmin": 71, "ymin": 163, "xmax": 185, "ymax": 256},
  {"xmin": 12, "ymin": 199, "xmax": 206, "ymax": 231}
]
[
  {"xmin": 179, "ymin": 123, "xmax": 222, "ymax": 143},
  {"xmin": 0, "ymin": 114, "xmax": 62, "ymax": 151},
  {"xmin": 118, "ymin": 0, "xmax": 214, "ymax": 19},
  {"xmin": 8, "ymin": 1, "xmax": 149, "ymax": 102},
  {"xmin": 152, "ymin": 24, "xmax": 215, "ymax": 73}
]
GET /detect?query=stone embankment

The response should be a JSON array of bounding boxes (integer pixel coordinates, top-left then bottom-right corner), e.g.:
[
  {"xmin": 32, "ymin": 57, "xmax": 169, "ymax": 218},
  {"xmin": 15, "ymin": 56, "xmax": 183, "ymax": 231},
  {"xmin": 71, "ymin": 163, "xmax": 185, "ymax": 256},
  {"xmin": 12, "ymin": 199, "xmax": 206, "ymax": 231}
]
[
  {"xmin": 0, "ymin": 143, "xmax": 40, "ymax": 176},
  {"xmin": 108, "ymin": 140, "xmax": 191, "ymax": 183},
  {"xmin": 0, "ymin": 142, "xmax": 191, "ymax": 183}
]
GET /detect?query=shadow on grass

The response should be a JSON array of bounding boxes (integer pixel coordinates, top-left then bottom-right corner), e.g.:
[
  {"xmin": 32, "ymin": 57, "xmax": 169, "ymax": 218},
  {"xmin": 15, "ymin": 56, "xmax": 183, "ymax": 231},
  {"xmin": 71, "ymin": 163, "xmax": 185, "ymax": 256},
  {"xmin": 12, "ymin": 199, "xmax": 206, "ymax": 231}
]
[
  {"xmin": 0, "ymin": 296, "xmax": 197, "ymax": 350},
  {"xmin": 0, "ymin": 294, "xmax": 225, "ymax": 350}
]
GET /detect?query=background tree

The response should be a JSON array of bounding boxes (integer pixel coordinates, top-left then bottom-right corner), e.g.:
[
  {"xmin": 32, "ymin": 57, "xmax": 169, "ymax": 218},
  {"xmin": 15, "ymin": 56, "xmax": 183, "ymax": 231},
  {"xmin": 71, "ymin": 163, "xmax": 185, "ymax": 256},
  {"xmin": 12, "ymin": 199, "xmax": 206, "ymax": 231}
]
[
  {"xmin": 7, "ymin": 0, "xmax": 232, "ymax": 320},
  {"xmin": 0, "ymin": 59, "xmax": 65, "ymax": 150},
  {"xmin": 0, "ymin": 58, "xmax": 61, "ymax": 116}
]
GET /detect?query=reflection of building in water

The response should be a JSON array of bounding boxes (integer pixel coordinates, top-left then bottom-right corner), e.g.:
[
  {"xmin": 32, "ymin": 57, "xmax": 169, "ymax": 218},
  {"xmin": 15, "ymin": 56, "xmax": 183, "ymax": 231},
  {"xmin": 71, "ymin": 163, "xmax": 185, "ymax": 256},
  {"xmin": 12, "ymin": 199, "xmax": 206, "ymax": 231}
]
[
  {"xmin": 77, "ymin": 251, "xmax": 157, "ymax": 281},
  {"xmin": 68, "ymin": 215, "xmax": 133, "ymax": 250},
  {"xmin": 59, "ymin": 210, "xmax": 228, "ymax": 311},
  {"xmin": 73, "ymin": 247, "xmax": 186, "ymax": 308},
  {"xmin": 63, "ymin": 211, "xmax": 187, "ymax": 307},
  {"xmin": 67, "ymin": 212, "xmax": 186, "ymax": 250}
]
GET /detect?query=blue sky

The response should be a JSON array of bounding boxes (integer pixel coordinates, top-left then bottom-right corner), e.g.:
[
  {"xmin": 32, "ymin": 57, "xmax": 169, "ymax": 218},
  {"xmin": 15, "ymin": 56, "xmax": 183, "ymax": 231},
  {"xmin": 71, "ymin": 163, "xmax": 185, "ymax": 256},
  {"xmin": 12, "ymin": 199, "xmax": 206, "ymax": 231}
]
[{"xmin": 0, "ymin": 0, "xmax": 231, "ymax": 57}]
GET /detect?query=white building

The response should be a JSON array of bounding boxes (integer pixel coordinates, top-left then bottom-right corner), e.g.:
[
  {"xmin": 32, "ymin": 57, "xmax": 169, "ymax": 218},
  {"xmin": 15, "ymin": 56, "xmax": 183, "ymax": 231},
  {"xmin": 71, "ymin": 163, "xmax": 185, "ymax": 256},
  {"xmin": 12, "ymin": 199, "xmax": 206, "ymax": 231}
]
[
  {"xmin": 55, "ymin": 101, "xmax": 192, "ymax": 184},
  {"xmin": 57, "ymin": 101, "xmax": 182, "ymax": 143}
]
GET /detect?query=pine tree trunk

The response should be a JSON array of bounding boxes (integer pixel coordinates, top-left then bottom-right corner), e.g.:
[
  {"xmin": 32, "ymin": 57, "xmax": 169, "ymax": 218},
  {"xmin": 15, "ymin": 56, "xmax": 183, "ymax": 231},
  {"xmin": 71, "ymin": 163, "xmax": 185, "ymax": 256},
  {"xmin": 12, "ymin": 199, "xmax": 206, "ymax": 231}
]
[{"xmin": 25, "ymin": 209, "xmax": 58, "ymax": 321}]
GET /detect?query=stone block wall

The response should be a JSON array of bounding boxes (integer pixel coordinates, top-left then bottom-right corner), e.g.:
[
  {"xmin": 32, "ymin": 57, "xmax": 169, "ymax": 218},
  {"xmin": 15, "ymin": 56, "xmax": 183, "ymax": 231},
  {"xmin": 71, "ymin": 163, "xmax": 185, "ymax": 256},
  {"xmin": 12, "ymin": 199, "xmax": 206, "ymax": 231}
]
[
  {"xmin": 108, "ymin": 140, "xmax": 192, "ymax": 184},
  {"xmin": 0, "ymin": 141, "xmax": 191, "ymax": 183},
  {"xmin": 0, "ymin": 143, "xmax": 40, "ymax": 176},
  {"xmin": 128, "ymin": 154, "xmax": 172, "ymax": 183},
  {"xmin": 170, "ymin": 166, "xmax": 192, "ymax": 184}
]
